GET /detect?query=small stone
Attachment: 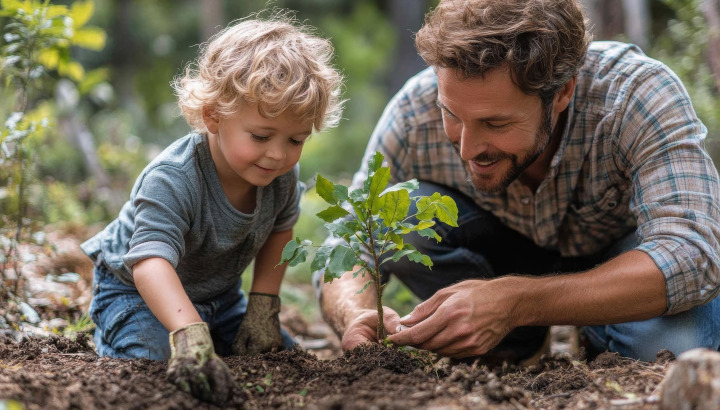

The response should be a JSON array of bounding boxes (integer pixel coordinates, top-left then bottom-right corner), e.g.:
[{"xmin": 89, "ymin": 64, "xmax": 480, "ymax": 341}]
[{"xmin": 660, "ymin": 348, "xmax": 720, "ymax": 410}]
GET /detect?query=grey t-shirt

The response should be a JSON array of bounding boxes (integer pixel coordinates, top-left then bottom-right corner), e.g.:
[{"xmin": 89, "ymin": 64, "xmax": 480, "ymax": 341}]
[{"xmin": 81, "ymin": 132, "xmax": 303, "ymax": 301}]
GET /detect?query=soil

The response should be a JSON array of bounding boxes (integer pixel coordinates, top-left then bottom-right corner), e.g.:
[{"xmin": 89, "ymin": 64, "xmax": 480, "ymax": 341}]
[{"xmin": 0, "ymin": 233, "xmax": 674, "ymax": 409}]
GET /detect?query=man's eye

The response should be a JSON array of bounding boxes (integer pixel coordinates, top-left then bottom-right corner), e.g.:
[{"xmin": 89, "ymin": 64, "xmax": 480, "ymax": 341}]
[
  {"xmin": 250, "ymin": 133, "xmax": 269, "ymax": 141},
  {"xmin": 486, "ymin": 123, "xmax": 509, "ymax": 130}
]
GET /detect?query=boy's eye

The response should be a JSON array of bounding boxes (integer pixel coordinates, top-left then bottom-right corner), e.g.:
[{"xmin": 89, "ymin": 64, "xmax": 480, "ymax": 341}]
[
  {"xmin": 289, "ymin": 138, "xmax": 305, "ymax": 146},
  {"xmin": 250, "ymin": 133, "xmax": 269, "ymax": 141}
]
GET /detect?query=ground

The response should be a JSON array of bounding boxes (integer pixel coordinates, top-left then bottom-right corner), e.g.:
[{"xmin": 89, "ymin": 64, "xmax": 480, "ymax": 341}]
[{"xmin": 0, "ymin": 232, "xmax": 672, "ymax": 409}]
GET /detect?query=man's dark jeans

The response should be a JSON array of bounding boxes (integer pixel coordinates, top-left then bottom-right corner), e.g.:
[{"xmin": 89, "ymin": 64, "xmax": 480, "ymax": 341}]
[{"xmin": 379, "ymin": 181, "xmax": 720, "ymax": 362}]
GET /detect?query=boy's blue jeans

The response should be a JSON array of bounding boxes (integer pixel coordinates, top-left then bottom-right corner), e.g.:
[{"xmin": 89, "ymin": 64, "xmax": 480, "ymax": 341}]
[
  {"xmin": 89, "ymin": 261, "xmax": 296, "ymax": 361},
  {"xmin": 379, "ymin": 181, "xmax": 720, "ymax": 362}
]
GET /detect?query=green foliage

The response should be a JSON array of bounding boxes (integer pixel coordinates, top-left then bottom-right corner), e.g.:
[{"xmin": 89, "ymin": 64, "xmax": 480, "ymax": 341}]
[
  {"xmin": 650, "ymin": 0, "xmax": 720, "ymax": 140},
  {"xmin": 0, "ymin": 0, "xmax": 106, "ymax": 299},
  {"xmin": 280, "ymin": 152, "xmax": 458, "ymax": 340}
]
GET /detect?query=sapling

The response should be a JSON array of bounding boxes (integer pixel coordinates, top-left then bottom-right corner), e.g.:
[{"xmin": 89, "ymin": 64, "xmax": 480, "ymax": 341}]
[{"xmin": 280, "ymin": 152, "xmax": 458, "ymax": 341}]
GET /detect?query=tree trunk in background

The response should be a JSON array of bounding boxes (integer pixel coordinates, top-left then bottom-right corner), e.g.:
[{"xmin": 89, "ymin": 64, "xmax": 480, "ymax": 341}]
[
  {"xmin": 582, "ymin": 0, "xmax": 625, "ymax": 40},
  {"xmin": 702, "ymin": 0, "xmax": 720, "ymax": 93},
  {"xmin": 622, "ymin": 0, "xmax": 650, "ymax": 50},
  {"xmin": 201, "ymin": 0, "xmax": 224, "ymax": 42},
  {"xmin": 111, "ymin": 0, "xmax": 136, "ymax": 107},
  {"xmin": 388, "ymin": 0, "xmax": 427, "ymax": 96}
]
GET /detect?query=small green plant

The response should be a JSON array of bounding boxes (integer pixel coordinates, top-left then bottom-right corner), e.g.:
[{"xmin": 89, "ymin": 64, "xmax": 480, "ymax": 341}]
[{"xmin": 281, "ymin": 151, "xmax": 458, "ymax": 340}]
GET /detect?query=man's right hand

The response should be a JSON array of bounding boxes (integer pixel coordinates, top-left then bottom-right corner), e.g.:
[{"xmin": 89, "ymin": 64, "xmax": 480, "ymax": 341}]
[
  {"xmin": 167, "ymin": 322, "xmax": 233, "ymax": 405},
  {"xmin": 340, "ymin": 307, "xmax": 402, "ymax": 350}
]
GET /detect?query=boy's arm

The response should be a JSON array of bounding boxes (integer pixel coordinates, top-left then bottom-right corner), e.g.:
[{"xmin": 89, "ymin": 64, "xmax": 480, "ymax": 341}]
[
  {"xmin": 133, "ymin": 257, "xmax": 201, "ymax": 331},
  {"xmin": 250, "ymin": 229, "xmax": 293, "ymax": 294},
  {"xmin": 232, "ymin": 229, "xmax": 292, "ymax": 355},
  {"xmin": 133, "ymin": 257, "xmax": 232, "ymax": 404}
]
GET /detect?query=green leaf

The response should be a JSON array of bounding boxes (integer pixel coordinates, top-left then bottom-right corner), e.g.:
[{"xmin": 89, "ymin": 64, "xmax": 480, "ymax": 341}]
[
  {"xmin": 367, "ymin": 151, "xmax": 384, "ymax": 173},
  {"xmin": 400, "ymin": 220, "xmax": 435, "ymax": 233},
  {"xmin": 380, "ymin": 179, "xmax": 419, "ymax": 196},
  {"xmin": 436, "ymin": 195, "xmax": 459, "ymax": 227},
  {"xmin": 280, "ymin": 239, "xmax": 300, "ymax": 264},
  {"xmin": 387, "ymin": 231, "xmax": 404, "ymax": 250},
  {"xmin": 351, "ymin": 266, "xmax": 366, "ymax": 278},
  {"xmin": 316, "ymin": 205, "xmax": 349, "ymax": 222},
  {"xmin": 315, "ymin": 174, "xmax": 338, "ymax": 204},
  {"xmin": 310, "ymin": 246, "xmax": 332, "ymax": 273},
  {"xmin": 349, "ymin": 187, "xmax": 366, "ymax": 204},
  {"xmin": 325, "ymin": 221, "xmax": 357, "ymax": 238},
  {"xmin": 355, "ymin": 280, "xmax": 373, "ymax": 294},
  {"xmin": 388, "ymin": 248, "xmax": 433, "ymax": 268},
  {"xmin": 71, "ymin": 27, "xmax": 106, "ymax": 50},
  {"xmin": 70, "ymin": 0, "xmax": 93, "ymax": 28},
  {"xmin": 326, "ymin": 245, "xmax": 359, "ymax": 279},
  {"xmin": 417, "ymin": 227, "xmax": 441, "ymax": 242},
  {"xmin": 369, "ymin": 191, "xmax": 385, "ymax": 215},
  {"xmin": 415, "ymin": 196, "xmax": 437, "ymax": 221},
  {"xmin": 279, "ymin": 238, "xmax": 308, "ymax": 266},
  {"xmin": 369, "ymin": 167, "xmax": 390, "ymax": 198},
  {"xmin": 379, "ymin": 189, "xmax": 410, "ymax": 226}
]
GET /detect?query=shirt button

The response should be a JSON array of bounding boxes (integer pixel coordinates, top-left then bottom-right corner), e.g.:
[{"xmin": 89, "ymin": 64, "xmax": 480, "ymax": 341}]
[{"xmin": 520, "ymin": 197, "xmax": 531, "ymax": 205}]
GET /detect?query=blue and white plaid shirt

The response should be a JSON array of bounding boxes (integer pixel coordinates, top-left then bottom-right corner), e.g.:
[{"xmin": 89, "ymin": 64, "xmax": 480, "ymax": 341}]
[{"xmin": 351, "ymin": 42, "xmax": 720, "ymax": 314}]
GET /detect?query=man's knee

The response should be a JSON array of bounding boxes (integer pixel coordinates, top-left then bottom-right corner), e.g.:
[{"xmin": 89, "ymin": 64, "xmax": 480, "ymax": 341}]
[{"xmin": 583, "ymin": 298, "xmax": 720, "ymax": 361}]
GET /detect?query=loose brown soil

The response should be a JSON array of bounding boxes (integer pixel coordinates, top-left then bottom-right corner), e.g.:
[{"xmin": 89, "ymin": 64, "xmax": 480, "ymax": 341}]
[
  {"xmin": 0, "ymin": 334, "xmax": 671, "ymax": 409},
  {"xmin": 0, "ymin": 232, "xmax": 672, "ymax": 409}
]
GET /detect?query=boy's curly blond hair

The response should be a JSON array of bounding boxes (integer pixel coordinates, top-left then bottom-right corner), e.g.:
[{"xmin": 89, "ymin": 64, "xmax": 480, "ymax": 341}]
[{"xmin": 173, "ymin": 15, "xmax": 344, "ymax": 133}]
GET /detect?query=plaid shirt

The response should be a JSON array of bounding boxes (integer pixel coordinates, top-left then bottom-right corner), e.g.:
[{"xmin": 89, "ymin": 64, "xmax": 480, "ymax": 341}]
[{"xmin": 351, "ymin": 42, "xmax": 720, "ymax": 314}]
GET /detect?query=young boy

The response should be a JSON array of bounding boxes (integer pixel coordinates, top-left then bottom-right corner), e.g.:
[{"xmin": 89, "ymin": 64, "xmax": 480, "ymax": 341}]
[{"xmin": 81, "ymin": 16, "xmax": 344, "ymax": 404}]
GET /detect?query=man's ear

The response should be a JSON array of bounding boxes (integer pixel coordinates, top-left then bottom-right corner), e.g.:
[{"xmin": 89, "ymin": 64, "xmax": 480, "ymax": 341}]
[
  {"xmin": 553, "ymin": 76, "xmax": 577, "ymax": 114},
  {"xmin": 202, "ymin": 106, "xmax": 220, "ymax": 134}
]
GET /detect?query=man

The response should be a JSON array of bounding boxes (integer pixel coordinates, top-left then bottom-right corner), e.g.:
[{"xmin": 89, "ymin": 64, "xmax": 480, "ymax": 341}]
[{"xmin": 313, "ymin": 0, "xmax": 720, "ymax": 363}]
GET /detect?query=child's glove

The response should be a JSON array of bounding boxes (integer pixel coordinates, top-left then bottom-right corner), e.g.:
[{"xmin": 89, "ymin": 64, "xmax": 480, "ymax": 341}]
[
  {"xmin": 232, "ymin": 292, "xmax": 283, "ymax": 355},
  {"xmin": 167, "ymin": 322, "xmax": 233, "ymax": 405}
]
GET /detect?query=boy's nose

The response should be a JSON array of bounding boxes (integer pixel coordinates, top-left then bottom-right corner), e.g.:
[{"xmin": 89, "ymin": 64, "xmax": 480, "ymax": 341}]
[{"xmin": 266, "ymin": 145, "xmax": 286, "ymax": 161}]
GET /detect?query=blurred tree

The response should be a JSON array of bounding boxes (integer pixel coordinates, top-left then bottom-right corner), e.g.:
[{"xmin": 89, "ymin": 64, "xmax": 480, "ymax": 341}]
[{"xmin": 701, "ymin": 0, "xmax": 720, "ymax": 92}]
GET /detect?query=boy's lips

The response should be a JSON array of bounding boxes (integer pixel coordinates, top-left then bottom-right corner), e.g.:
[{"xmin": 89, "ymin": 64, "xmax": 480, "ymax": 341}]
[{"xmin": 255, "ymin": 164, "xmax": 276, "ymax": 173}]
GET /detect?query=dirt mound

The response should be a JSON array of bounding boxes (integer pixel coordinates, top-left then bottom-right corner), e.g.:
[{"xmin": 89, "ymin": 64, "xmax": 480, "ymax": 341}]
[{"xmin": 0, "ymin": 335, "xmax": 669, "ymax": 409}]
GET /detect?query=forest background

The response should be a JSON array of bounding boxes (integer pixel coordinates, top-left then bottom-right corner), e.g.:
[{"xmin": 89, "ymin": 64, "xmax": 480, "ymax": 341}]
[{"xmin": 1, "ymin": 0, "xmax": 719, "ymax": 327}]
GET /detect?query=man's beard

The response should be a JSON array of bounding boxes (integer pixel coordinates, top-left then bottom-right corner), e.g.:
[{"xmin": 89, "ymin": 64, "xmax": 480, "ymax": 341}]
[{"xmin": 464, "ymin": 104, "xmax": 554, "ymax": 193}]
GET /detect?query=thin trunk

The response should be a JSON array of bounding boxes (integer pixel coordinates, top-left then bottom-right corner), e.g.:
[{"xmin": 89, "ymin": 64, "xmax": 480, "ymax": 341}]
[
  {"xmin": 702, "ymin": 0, "xmax": 720, "ymax": 93},
  {"xmin": 622, "ymin": 0, "xmax": 650, "ymax": 50},
  {"xmin": 201, "ymin": 0, "xmax": 224, "ymax": 41}
]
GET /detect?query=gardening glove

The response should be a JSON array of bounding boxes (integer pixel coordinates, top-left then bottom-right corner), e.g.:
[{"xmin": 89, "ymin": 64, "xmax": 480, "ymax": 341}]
[
  {"xmin": 232, "ymin": 292, "xmax": 283, "ymax": 356},
  {"xmin": 167, "ymin": 322, "xmax": 233, "ymax": 405}
]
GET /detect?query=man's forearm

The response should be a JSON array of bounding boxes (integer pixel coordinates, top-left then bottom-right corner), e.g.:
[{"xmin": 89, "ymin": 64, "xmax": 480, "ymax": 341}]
[
  {"xmin": 511, "ymin": 250, "xmax": 667, "ymax": 328},
  {"xmin": 320, "ymin": 266, "xmax": 378, "ymax": 337}
]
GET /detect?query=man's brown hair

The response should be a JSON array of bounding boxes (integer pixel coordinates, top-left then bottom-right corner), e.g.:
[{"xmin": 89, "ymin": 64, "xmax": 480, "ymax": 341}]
[{"xmin": 415, "ymin": 0, "xmax": 591, "ymax": 104}]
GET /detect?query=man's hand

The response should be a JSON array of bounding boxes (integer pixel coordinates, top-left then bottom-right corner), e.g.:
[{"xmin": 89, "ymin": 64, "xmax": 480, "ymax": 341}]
[
  {"xmin": 232, "ymin": 292, "xmax": 283, "ymax": 355},
  {"xmin": 340, "ymin": 306, "xmax": 402, "ymax": 351},
  {"xmin": 167, "ymin": 322, "xmax": 233, "ymax": 405},
  {"xmin": 387, "ymin": 279, "xmax": 515, "ymax": 358}
]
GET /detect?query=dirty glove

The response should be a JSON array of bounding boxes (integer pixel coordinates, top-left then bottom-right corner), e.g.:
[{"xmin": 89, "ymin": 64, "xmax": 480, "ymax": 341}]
[
  {"xmin": 232, "ymin": 292, "xmax": 283, "ymax": 355},
  {"xmin": 167, "ymin": 322, "xmax": 233, "ymax": 405}
]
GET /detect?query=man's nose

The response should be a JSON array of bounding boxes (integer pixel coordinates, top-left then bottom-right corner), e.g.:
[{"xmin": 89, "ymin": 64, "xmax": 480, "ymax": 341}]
[{"xmin": 459, "ymin": 126, "xmax": 488, "ymax": 161}]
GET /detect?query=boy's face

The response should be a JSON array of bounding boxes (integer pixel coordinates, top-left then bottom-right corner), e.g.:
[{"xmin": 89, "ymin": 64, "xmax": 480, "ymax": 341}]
[{"xmin": 203, "ymin": 102, "xmax": 313, "ymax": 192}]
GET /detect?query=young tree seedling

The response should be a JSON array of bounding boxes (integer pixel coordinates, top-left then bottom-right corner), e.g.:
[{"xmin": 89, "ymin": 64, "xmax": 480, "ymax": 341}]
[{"xmin": 280, "ymin": 151, "xmax": 458, "ymax": 341}]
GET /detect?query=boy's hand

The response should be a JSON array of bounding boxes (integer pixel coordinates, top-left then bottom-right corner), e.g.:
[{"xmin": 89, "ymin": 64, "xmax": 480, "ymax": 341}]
[
  {"xmin": 232, "ymin": 292, "xmax": 283, "ymax": 355},
  {"xmin": 167, "ymin": 322, "xmax": 233, "ymax": 405}
]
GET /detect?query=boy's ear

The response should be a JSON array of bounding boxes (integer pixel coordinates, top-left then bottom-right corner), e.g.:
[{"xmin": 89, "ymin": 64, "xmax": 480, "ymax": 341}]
[{"xmin": 202, "ymin": 106, "xmax": 220, "ymax": 134}]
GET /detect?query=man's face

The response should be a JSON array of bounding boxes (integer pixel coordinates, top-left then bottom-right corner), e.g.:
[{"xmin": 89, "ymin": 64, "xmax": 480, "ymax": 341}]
[{"xmin": 436, "ymin": 67, "xmax": 555, "ymax": 193}]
